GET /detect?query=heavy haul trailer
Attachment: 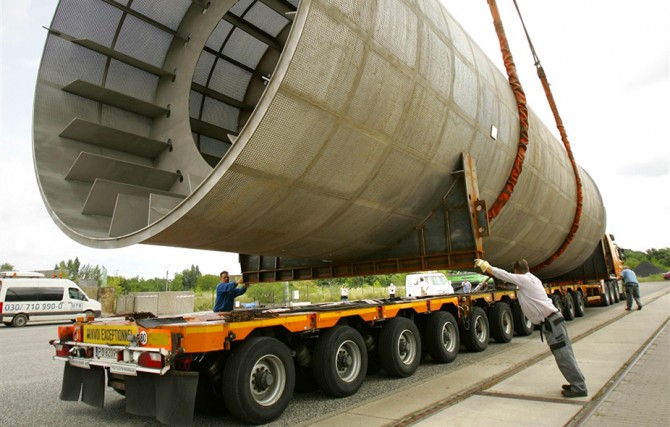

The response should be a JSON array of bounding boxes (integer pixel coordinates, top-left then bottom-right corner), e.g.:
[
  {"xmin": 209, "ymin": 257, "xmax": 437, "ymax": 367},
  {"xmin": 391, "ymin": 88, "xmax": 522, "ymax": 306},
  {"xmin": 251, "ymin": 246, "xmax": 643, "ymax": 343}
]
[
  {"xmin": 33, "ymin": 0, "xmax": 619, "ymax": 424},
  {"xmin": 49, "ymin": 274, "xmax": 614, "ymax": 425},
  {"xmin": 51, "ymin": 286, "xmax": 533, "ymax": 425}
]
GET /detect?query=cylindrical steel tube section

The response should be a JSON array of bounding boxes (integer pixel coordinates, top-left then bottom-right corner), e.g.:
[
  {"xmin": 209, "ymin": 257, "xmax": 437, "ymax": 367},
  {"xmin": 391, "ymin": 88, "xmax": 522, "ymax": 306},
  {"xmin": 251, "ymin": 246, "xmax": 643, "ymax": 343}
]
[{"xmin": 33, "ymin": 0, "xmax": 605, "ymax": 279}]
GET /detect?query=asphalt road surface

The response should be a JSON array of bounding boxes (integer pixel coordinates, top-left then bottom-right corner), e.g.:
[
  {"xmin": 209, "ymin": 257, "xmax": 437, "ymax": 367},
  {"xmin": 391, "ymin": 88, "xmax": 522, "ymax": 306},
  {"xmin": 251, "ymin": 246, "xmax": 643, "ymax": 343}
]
[{"xmin": 1, "ymin": 281, "xmax": 665, "ymax": 427}]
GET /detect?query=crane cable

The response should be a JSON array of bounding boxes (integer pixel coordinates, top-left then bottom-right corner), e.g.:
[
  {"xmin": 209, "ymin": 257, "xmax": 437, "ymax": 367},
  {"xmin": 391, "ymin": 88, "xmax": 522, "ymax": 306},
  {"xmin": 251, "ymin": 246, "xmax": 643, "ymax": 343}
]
[
  {"xmin": 511, "ymin": 0, "xmax": 584, "ymax": 272},
  {"xmin": 485, "ymin": 0, "xmax": 583, "ymax": 272}
]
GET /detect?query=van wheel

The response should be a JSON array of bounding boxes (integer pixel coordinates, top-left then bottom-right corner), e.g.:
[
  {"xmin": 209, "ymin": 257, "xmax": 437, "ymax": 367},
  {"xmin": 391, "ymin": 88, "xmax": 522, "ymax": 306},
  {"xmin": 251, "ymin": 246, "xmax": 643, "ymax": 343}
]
[
  {"xmin": 378, "ymin": 317, "xmax": 421, "ymax": 378},
  {"xmin": 562, "ymin": 293, "xmax": 576, "ymax": 320},
  {"xmin": 572, "ymin": 291, "xmax": 585, "ymax": 317},
  {"xmin": 312, "ymin": 325, "xmax": 367, "ymax": 397},
  {"xmin": 460, "ymin": 306, "xmax": 489, "ymax": 352},
  {"xmin": 489, "ymin": 303, "xmax": 514, "ymax": 343},
  {"xmin": 512, "ymin": 304, "xmax": 534, "ymax": 336},
  {"xmin": 12, "ymin": 314, "xmax": 28, "ymax": 327},
  {"xmin": 424, "ymin": 311, "xmax": 459, "ymax": 363}
]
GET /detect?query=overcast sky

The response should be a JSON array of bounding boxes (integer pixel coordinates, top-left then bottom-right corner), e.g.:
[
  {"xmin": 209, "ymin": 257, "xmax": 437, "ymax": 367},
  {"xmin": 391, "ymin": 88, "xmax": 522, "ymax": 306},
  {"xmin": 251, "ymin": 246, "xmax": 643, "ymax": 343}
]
[{"xmin": 1, "ymin": 1, "xmax": 668, "ymax": 279}]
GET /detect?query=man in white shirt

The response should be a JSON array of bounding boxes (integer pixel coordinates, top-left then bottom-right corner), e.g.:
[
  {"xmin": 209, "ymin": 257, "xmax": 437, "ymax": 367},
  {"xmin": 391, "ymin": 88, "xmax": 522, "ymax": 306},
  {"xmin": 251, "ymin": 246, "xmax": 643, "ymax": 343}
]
[
  {"xmin": 340, "ymin": 286, "xmax": 348, "ymax": 302},
  {"xmin": 475, "ymin": 258, "xmax": 588, "ymax": 398}
]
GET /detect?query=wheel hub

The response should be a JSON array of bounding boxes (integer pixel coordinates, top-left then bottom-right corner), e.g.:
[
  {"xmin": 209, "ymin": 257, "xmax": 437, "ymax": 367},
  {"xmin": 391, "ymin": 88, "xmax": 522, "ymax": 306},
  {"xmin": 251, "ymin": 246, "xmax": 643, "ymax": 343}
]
[
  {"xmin": 337, "ymin": 350, "xmax": 353, "ymax": 369},
  {"xmin": 253, "ymin": 367, "xmax": 274, "ymax": 391}
]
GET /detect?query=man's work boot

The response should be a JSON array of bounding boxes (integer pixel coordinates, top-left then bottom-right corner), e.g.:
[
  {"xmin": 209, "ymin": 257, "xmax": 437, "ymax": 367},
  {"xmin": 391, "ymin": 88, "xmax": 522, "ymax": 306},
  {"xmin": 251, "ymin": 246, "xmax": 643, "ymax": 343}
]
[{"xmin": 562, "ymin": 389, "xmax": 588, "ymax": 398}]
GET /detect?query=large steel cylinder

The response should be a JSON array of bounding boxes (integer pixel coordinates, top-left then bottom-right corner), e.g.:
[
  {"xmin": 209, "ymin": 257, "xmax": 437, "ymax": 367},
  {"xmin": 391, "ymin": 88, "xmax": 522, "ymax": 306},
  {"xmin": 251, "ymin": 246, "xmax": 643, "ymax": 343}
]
[{"xmin": 33, "ymin": 0, "xmax": 605, "ymax": 278}]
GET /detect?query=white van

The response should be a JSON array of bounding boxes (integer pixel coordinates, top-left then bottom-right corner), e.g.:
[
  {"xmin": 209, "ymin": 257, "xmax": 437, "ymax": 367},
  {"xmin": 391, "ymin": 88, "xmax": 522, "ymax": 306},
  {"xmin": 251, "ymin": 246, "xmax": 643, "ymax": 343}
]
[
  {"xmin": 0, "ymin": 275, "xmax": 102, "ymax": 327},
  {"xmin": 405, "ymin": 272, "xmax": 454, "ymax": 297}
]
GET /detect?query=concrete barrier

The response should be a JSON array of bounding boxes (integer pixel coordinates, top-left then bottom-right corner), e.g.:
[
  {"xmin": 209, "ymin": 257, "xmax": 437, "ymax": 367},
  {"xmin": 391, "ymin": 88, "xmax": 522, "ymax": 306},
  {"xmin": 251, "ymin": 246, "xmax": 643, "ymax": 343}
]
[{"xmin": 114, "ymin": 291, "xmax": 194, "ymax": 315}]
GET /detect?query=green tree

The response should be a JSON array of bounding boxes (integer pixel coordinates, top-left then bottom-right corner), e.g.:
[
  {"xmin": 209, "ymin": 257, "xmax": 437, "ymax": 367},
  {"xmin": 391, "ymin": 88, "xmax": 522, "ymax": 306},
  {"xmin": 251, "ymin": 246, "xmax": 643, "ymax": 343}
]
[
  {"xmin": 246, "ymin": 282, "xmax": 283, "ymax": 304},
  {"xmin": 106, "ymin": 276, "xmax": 125, "ymax": 295},
  {"xmin": 618, "ymin": 247, "xmax": 670, "ymax": 271},
  {"xmin": 55, "ymin": 258, "xmax": 81, "ymax": 281},
  {"xmin": 196, "ymin": 274, "xmax": 219, "ymax": 292},
  {"xmin": 170, "ymin": 273, "xmax": 185, "ymax": 291},
  {"xmin": 79, "ymin": 264, "xmax": 104, "ymax": 285},
  {"xmin": 647, "ymin": 248, "xmax": 670, "ymax": 268},
  {"xmin": 620, "ymin": 249, "xmax": 646, "ymax": 269},
  {"xmin": 181, "ymin": 265, "xmax": 201, "ymax": 290},
  {"xmin": 1, "ymin": 262, "xmax": 15, "ymax": 270}
]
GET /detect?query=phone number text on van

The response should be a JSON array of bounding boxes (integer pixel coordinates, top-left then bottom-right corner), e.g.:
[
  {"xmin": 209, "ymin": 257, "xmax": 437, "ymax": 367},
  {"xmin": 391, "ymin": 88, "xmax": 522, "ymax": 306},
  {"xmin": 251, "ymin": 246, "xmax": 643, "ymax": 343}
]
[{"xmin": 3, "ymin": 303, "xmax": 66, "ymax": 312}]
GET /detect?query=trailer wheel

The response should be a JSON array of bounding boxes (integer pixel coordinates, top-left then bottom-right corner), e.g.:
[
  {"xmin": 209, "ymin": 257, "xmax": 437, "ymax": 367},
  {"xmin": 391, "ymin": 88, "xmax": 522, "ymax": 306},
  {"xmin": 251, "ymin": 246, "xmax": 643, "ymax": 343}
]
[
  {"xmin": 312, "ymin": 325, "xmax": 367, "ymax": 397},
  {"xmin": 11, "ymin": 314, "xmax": 28, "ymax": 327},
  {"xmin": 195, "ymin": 354, "xmax": 228, "ymax": 415},
  {"xmin": 609, "ymin": 281, "xmax": 619, "ymax": 303},
  {"xmin": 424, "ymin": 311, "xmax": 459, "ymax": 363},
  {"xmin": 600, "ymin": 283, "xmax": 611, "ymax": 307},
  {"xmin": 460, "ymin": 306, "xmax": 489, "ymax": 352},
  {"xmin": 550, "ymin": 294, "xmax": 564, "ymax": 314},
  {"xmin": 512, "ymin": 304, "xmax": 534, "ymax": 336},
  {"xmin": 572, "ymin": 291, "xmax": 585, "ymax": 317},
  {"xmin": 223, "ymin": 337, "xmax": 295, "ymax": 424},
  {"xmin": 616, "ymin": 283, "xmax": 624, "ymax": 302},
  {"xmin": 378, "ymin": 317, "xmax": 421, "ymax": 377},
  {"xmin": 489, "ymin": 303, "xmax": 514, "ymax": 343},
  {"xmin": 562, "ymin": 293, "xmax": 576, "ymax": 320}
]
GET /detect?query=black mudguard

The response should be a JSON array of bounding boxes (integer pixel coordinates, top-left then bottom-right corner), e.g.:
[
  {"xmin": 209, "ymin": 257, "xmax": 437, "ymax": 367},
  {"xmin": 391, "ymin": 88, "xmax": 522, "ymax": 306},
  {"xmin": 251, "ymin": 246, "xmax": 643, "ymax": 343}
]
[
  {"xmin": 60, "ymin": 363, "xmax": 105, "ymax": 408},
  {"xmin": 126, "ymin": 371, "xmax": 199, "ymax": 426}
]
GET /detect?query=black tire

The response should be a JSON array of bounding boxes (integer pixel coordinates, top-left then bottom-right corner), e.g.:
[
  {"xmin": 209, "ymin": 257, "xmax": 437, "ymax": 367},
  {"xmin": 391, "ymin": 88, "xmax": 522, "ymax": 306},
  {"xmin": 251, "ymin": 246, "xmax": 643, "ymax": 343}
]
[
  {"xmin": 11, "ymin": 314, "xmax": 28, "ymax": 327},
  {"xmin": 614, "ymin": 284, "xmax": 622, "ymax": 303},
  {"xmin": 378, "ymin": 317, "xmax": 421, "ymax": 378},
  {"xmin": 512, "ymin": 303, "xmax": 534, "ymax": 336},
  {"xmin": 424, "ymin": 312, "xmax": 459, "ymax": 363},
  {"xmin": 610, "ymin": 281, "xmax": 619, "ymax": 303},
  {"xmin": 562, "ymin": 293, "xmax": 576, "ymax": 321},
  {"xmin": 550, "ymin": 294, "xmax": 564, "ymax": 313},
  {"xmin": 600, "ymin": 283, "xmax": 611, "ymax": 307},
  {"xmin": 312, "ymin": 325, "xmax": 367, "ymax": 397},
  {"xmin": 489, "ymin": 303, "xmax": 514, "ymax": 343},
  {"xmin": 223, "ymin": 337, "xmax": 295, "ymax": 424},
  {"xmin": 572, "ymin": 291, "xmax": 585, "ymax": 317},
  {"xmin": 460, "ymin": 306, "xmax": 489, "ymax": 352},
  {"xmin": 194, "ymin": 353, "xmax": 228, "ymax": 415}
]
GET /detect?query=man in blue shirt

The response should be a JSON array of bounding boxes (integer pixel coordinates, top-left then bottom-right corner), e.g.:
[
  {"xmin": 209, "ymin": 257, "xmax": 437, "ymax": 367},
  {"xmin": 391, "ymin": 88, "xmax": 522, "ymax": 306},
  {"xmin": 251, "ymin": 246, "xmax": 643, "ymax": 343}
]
[
  {"xmin": 620, "ymin": 266, "xmax": 642, "ymax": 311},
  {"xmin": 213, "ymin": 271, "xmax": 249, "ymax": 312}
]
